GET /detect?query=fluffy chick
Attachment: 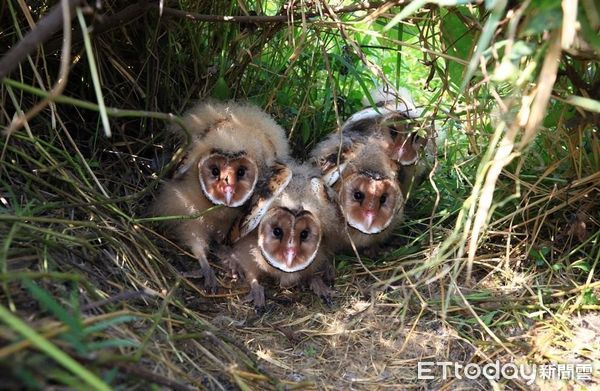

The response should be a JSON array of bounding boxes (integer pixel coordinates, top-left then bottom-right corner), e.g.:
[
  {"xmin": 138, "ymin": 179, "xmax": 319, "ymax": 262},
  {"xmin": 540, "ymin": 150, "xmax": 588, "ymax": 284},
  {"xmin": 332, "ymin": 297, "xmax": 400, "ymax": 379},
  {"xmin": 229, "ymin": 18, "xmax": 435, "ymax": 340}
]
[
  {"xmin": 151, "ymin": 101, "xmax": 291, "ymax": 292},
  {"xmin": 312, "ymin": 135, "xmax": 404, "ymax": 252},
  {"xmin": 222, "ymin": 162, "xmax": 340, "ymax": 310},
  {"xmin": 310, "ymin": 87, "xmax": 428, "ymax": 253}
]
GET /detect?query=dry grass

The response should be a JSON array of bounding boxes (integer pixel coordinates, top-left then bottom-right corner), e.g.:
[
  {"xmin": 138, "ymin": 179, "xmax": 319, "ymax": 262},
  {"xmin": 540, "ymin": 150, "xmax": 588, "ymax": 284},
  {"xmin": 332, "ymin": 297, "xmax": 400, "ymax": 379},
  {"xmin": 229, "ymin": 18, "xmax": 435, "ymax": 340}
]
[{"xmin": 1, "ymin": 0, "xmax": 599, "ymax": 390}]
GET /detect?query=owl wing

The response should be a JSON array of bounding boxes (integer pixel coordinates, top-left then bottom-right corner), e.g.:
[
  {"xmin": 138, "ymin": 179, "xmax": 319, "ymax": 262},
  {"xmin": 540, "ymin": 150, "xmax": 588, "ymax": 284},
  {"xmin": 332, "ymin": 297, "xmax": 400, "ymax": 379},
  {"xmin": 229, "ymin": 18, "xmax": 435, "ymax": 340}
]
[
  {"xmin": 227, "ymin": 161, "xmax": 292, "ymax": 243},
  {"xmin": 313, "ymin": 139, "xmax": 358, "ymax": 187}
]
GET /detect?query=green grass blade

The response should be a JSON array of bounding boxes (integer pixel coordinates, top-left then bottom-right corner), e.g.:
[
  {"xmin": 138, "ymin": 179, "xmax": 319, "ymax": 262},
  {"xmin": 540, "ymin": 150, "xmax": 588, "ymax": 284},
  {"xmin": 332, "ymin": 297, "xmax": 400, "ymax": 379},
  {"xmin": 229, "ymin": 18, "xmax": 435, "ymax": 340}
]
[
  {"xmin": 567, "ymin": 95, "xmax": 600, "ymax": 113},
  {"xmin": 76, "ymin": 7, "xmax": 112, "ymax": 137},
  {"xmin": 459, "ymin": 1, "xmax": 507, "ymax": 92},
  {"xmin": 0, "ymin": 304, "xmax": 111, "ymax": 391},
  {"xmin": 82, "ymin": 315, "xmax": 139, "ymax": 335},
  {"xmin": 23, "ymin": 279, "xmax": 83, "ymax": 334},
  {"xmin": 384, "ymin": 0, "xmax": 427, "ymax": 31},
  {"xmin": 85, "ymin": 338, "xmax": 140, "ymax": 351},
  {"xmin": 23, "ymin": 279, "xmax": 87, "ymax": 354}
]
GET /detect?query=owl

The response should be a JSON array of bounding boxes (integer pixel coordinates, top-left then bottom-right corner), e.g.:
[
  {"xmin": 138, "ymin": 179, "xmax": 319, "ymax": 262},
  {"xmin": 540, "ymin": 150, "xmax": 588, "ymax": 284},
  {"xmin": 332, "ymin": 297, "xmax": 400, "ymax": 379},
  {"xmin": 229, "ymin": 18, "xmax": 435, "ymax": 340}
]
[
  {"xmin": 152, "ymin": 101, "xmax": 291, "ymax": 292},
  {"xmin": 222, "ymin": 162, "xmax": 341, "ymax": 310},
  {"xmin": 310, "ymin": 87, "xmax": 429, "ymax": 252}
]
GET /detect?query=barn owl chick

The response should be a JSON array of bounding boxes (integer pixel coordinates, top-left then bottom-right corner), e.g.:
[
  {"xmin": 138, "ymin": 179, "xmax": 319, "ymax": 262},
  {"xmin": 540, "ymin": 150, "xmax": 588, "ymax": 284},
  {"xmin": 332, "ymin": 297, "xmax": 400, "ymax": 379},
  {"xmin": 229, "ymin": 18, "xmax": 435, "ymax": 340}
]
[
  {"xmin": 310, "ymin": 87, "xmax": 428, "ymax": 252},
  {"xmin": 313, "ymin": 139, "xmax": 405, "ymax": 252},
  {"xmin": 152, "ymin": 101, "xmax": 291, "ymax": 292},
  {"xmin": 223, "ymin": 162, "xmax": 340, "ymax": 310}
]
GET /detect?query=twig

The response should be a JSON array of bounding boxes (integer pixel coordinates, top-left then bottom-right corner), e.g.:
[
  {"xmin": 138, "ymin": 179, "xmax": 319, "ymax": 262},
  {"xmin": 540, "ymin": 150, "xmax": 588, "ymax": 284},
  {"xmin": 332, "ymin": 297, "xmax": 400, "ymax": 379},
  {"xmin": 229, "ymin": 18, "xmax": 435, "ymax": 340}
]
[
  {"xmin": 45, "ymin": 0, "xmax": 399, "ymax": 56},
  {"xmin": 0, "ymin": 0, "xmax": 84, "ymax": 79},
  {"xmin": 119, "ymin": 363, "xmax": 196, "ymax": 391},
  {"xmin": 44, "ymin": 0, "xmax": 152, "ymax": 54},
  {"xmin": 156, "ymin": 1, "xmax": 405, "ymax": 24},
  {"xmin": 4, "ymin": 0, "xmax": 73, "ymax": 136},
  {"xmin": 81, "ymin": 289, "xmax": 153, "ymax": 311},
  {"xmin": 322, "ymin": 1, "xmax": 391, "ymax": 87},
  {"xmin": 73, "ymin": 351, "xmax": 198, "ymax": 391}
]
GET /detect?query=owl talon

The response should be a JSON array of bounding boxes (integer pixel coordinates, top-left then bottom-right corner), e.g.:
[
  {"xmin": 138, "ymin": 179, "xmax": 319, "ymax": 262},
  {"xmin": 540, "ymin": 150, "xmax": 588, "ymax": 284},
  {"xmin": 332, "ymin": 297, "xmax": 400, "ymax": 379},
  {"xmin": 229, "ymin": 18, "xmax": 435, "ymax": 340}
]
[
  {"xmin": 244, "ymin": 280, "xmax": 266, "ymax": 309},
  {"xmin": 362, "ymin": 245, "xmax": 384, "ymax": 259},
  {"xmin": 225, "ymin": 258, "xmax": 245, "ymax": 281},
  {"xmin": 201, "ymin": 266, "xmax": 218, "ymax": 294},
  {"xmin": 254, "ymin": 304, "xmax": 267, "ymax": 315},
  {"xmin": 323, "ymin": 262, "xmax": 336, "ymax": 287},
  {"xmin": 321, "ymin": 294, "xmax": 334, "ymax": 308},
  {"xmin": 309, "ymin": 276, "xmax": 333, "ymax": 305}
]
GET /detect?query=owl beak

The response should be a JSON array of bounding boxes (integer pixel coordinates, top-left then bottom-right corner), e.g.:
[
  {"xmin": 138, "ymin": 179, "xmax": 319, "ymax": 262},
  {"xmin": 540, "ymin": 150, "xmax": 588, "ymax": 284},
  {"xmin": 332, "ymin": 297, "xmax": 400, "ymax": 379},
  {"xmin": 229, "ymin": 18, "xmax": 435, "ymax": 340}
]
[
  {"xmin": 285, "ymin": 247, "xmax": 297, "ymax": 267},
  {"xmin": 363, "ymin": 210, "xmax": 375, "ymax": 229},
  {"xmin": 221, "ymin": 168, "xmax": 237, "ymax": 206},
  {"xmin": 223, "ymin": 185, "xmax": 235, "ymax": 205}
]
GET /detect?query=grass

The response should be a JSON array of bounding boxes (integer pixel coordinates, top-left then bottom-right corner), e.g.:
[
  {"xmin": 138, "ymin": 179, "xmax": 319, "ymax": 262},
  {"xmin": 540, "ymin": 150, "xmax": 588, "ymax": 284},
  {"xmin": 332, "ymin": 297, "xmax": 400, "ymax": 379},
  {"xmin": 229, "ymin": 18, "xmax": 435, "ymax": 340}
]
[{"xmin": 1, "ymin": 0, "xmax": 599, "ymax": 389}]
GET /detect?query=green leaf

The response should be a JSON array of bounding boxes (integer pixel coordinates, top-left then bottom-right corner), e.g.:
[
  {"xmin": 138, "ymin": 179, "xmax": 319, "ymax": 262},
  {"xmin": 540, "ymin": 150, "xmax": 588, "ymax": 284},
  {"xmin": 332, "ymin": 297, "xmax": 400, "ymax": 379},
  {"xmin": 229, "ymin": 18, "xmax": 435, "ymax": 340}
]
[
  {"xmin": 530, "ymin": 246, "xmax": 550, "ymax": 262},
  {"xmin": 480, "ymin": 311, "xmax": 497, "ymax": 325},
  {"xmin": 102, "ymin": 367, "xmax": 119, "ymax": 386},
  {"xmin": 384, "ymin": 0, "xmax": 427, "ymax": 31},
  {"xmin": 579, "ymin": 11, "xmax": 600, "ymax": 50},
  {"xmin": 582, "ymin": 289, "xmax": 599, "ymax": 305},
  {"xmin": 385, "ymin": 245, "xmax": 422, "ymax": 259},
  {"xmin": 385, "ymin": 0, "xmax": 477, "ymax": 33},
  {"xmin": 543, "ymin": 102, "xmax": 576, "ymax": 128},
  {"xmin": 82, "ymin": 315, "xmax": 139, "ymax": 336},
  {"xmin": 304, "ymin": 344, "xmax": 317, "ymax": 357},
  {"xmin": 48, "ymin": 368, "xmax": 89, "ymax": 390},
  {"xmin": 336, "ymin": 259, "xmax": 350, "ymax": 272},
  {"xmin": 441, "ymin": 7, "xmax": 476, "ymax": 90},
  {"xmin": 330, "ymin": 53, "xmax": 372, "ymax": 102},
  {"xmin": 23, "ymin": 279, "xmax": 84, "ymax": 343},
  {"xmin": 301, "ymin": 120, "xmax": 311, "ymax": 144},
  {"xmin": 86, "ymin": 338, "xmax": 140, "ymax": 351},
  {"xmin": 460, "ymin": 2, "xmax": 506, "ymax": 92},
  {"xmin": 0, "ymin": 304, "xmax": 111, "ymax": 391},
  {"xmin": 76, "ymin": 8, "xmax": 112, "ymax": 137},
  {"xmin": 13, "ymin": 366, "xmax": 42, "ymax": 389},
  {"xmin": 570, "ymin": 259, "xmax": 591, "ymax": 273},
  {"xmin": 510, "ymin": 41, "xmax": 535, "ymax": 60},
  {"xmin": 212, "ymin": 77, "xmax": 230, "ymax": 100},
  {"xmin": 276, "ymin": 90, "xmax": 290, "ymax": 106},
  {"xmin": 521, "ymin": 1, "xmax": 562, "ymax": 36}
]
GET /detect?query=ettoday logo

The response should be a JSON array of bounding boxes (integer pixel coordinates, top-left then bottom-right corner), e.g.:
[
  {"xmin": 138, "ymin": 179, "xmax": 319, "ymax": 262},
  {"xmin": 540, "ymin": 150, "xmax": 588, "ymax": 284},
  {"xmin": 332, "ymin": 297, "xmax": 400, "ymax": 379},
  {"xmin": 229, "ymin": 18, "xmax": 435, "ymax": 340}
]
[{"xmin": 417, "ymin": 361, "xmax": 593, "ymax": 385}]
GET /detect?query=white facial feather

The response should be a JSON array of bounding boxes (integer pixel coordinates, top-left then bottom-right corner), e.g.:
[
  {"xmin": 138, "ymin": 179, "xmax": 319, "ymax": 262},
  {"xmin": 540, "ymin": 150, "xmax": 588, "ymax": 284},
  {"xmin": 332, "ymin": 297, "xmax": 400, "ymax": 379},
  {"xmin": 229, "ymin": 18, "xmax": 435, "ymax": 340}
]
[
  {"xmin": 346, "ymin": 216, "xmax": 388, "ymax": 234},
  {"xmin": 257, "ymin": 224, "xmax": 321, "ymax": 273},
  {"xmin": 198, "ymin": 155, "xmax": 258, "ymax": 207}
]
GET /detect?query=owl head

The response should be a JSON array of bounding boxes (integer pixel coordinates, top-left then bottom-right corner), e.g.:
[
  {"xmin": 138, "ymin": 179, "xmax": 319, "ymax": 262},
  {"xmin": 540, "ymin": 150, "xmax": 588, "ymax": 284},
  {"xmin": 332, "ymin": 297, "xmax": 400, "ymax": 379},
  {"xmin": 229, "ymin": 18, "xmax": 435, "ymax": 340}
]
[
  {"xmin": 257, "ymin": 206, "xmax": 322, "ymax": 273},
  {"xmin": 338, "ymin": 168, "xmax": 402, "ymax": 234},
  {"xmin": 198, "ymin": 149, "xmax": 258, "ymax": 207}
]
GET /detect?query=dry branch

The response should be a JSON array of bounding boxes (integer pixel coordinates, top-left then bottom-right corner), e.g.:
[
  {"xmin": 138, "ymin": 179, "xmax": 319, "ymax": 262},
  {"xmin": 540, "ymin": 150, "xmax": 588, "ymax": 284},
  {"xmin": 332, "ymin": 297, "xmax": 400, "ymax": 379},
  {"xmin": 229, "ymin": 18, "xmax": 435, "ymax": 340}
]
[
  {"xmin": 119, "ymin": 363, "xmax": 196, "ymax": 391},
  {"xmin": 155, "ymin": 1, "xmax": 405, "ymax": 24},
  {"xmin": 0, "ymin": 0, "xmax": 84, "ymax": 79}
]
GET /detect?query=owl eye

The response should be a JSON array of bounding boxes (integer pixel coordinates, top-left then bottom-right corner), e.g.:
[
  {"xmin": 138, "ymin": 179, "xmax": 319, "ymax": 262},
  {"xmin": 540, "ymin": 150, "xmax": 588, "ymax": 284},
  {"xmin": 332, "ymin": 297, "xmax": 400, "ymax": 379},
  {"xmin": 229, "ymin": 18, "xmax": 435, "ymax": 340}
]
[
  {"xmin": 300, "ymin": 229, "xmax": 309, "ymax": 241},
  {"xmin": 353, "ymin": 191, "xmax": 364, "ymax": 201},
  {"xmin": 211, "ymin": 166, "xmax": 220, "ymax": 178},
  {"xmin": 380, "ymin": 194, "xmax": 387, "ymax": 205},
  {"xmin": 272, "ymin": 227, "xmax": 283, "ymax": 239},
  {"xmin": 237, "ymin": 166, "xmax": 246, "ymax": 178}
]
